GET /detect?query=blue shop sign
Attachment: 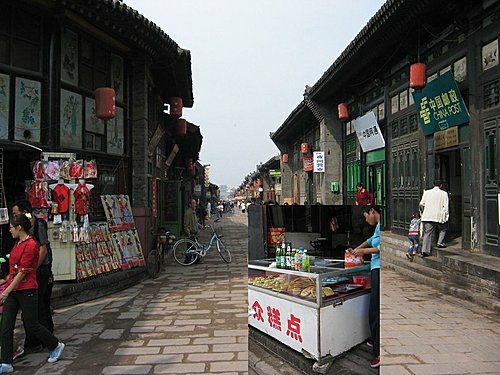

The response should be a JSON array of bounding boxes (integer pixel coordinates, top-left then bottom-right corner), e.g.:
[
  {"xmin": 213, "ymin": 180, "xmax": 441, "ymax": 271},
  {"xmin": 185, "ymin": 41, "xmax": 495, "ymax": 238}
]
[{"xmin": 412, "ymin": 71, "xmax": 469, "ymax": 135}]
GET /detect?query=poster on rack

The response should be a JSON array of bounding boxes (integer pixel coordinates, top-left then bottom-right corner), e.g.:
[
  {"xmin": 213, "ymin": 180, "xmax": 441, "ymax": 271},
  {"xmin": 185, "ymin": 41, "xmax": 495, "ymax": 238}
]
[{"xmin": 101, "ymin": 195, "xmax": 135, "ymax": 232}]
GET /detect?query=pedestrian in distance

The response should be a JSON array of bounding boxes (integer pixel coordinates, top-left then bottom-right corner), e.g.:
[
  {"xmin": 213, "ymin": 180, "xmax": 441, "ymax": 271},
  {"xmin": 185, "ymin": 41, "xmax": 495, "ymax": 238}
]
[
  {"xmin": 351, "ymin": 205, "xmax": 381, "ymax": 369},
  {"xmin": 0, "ymin": 214, "xmax": 65, "ymax": 373},
  {"xmin": 11, "ymin": 200, "xmax": 54, "ymax": 361},
  {"xmin": 406, "ymin": 212, "xmax": 421, "ymax": 261},
  {"xmin": 183, "ymin": 199, "xmax": 201, "ymax": 264},
  {"xmin": 419, "ymin": 180, "xmax": 449, "ymax": 257},
  {"xmin": 355, "ymin": 182, "xmax": 373, "ymax": 206}
]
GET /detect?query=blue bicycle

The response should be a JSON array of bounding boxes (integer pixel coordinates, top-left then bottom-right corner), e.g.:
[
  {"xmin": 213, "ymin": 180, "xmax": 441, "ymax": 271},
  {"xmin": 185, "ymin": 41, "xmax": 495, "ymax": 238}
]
[{"xmin": 172, "ymin": 218, "xmax": 231, "ymax": 265}]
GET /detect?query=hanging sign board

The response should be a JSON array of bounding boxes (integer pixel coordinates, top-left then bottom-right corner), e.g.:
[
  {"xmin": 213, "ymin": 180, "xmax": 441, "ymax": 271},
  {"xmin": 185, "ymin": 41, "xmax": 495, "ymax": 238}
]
[
  {"xmin": 313, "ymin": 151, "xmax": 325, "ymax": 173},
  {"xmin": 303, "ymin": 156, "xmax": 314, "ymax": 172},
  {"xmin": 269, "ymin": 169, "xmax": 281, "ymax": 177},
  {"xmin": 412, "ymin": 71, "xmax": 469, "ymax": 135},
  {"xmin": 352, "ymin": 112, "xmax": 385, "ymax": 152}
]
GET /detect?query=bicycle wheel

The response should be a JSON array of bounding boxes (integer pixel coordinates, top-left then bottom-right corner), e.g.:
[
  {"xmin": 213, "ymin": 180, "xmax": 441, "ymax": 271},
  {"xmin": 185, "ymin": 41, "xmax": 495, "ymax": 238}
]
[
  {"xmin": 147, "ymin": 249, "xmax": 161, "ymax": 278},
  {"xmin": 173, "ymin": 238, "xmax": 198, "ymax": 266},
  {"xmin": 216, "ymin": 238, "xmax": 231, "ymax": 263}
]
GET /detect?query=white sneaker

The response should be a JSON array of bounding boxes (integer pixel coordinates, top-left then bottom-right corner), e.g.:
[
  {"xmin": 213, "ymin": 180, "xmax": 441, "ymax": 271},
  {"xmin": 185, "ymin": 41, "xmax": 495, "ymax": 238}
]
[
  {"xmin": 0, "ymin": 364, "xmax": 14, "ymax": 373},
  {"xmin": 47, "ymin": 342, "xmax": 65, "ymax": 363}
]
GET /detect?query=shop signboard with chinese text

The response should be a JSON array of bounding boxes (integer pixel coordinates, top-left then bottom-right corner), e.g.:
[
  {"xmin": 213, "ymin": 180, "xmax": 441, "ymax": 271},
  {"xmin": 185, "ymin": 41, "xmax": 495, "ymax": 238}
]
[
  {"xmin": 412, "ymin": 71, "xmax": 469, "ymax": 135},
  {"xmin": 303, "ymin": 156, "xmax": 314, "ymax": 172},
  {"xmin": 313, "ymin": 151, "xmax": 325, "ymax": 173},
  {"xmin": 352, "ymin": 112, "xmax": 385, "ymax": 152},
  {"xmin": 248, "ymin": 289, "xmax": 318, "ymax": 356}
]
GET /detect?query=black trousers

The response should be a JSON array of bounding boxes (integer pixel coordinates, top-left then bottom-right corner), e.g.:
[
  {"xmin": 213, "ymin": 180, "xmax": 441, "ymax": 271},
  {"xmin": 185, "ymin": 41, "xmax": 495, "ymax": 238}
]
[
  {"xmin": 1, "ymin": 289, "xmax": 59, "ymax": 364},
  {"xmin": 369, "ymin": 268, "xmax": 380, "ymax": 357},
  {"xmin": 24, "ymin": 265, "xmax": 55, "ymax": 348}
]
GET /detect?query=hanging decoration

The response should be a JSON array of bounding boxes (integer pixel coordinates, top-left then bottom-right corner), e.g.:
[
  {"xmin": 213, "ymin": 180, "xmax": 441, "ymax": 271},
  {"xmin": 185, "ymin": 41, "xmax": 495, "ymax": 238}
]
[
  {"xmin": 410, "ymin": 63, "xmax": 427, "ymax": 89},
  {"xmin": 95, "ymin": 88, "xmax": 116, "ymax": 119},
  {"xmin": 301, "ymin": 143, "xmax": 309, "ymax": 154},
  {"xmin": 338, "ymin": 103, "xmax": 349, "ymax": 120},
  {"xmin": 176, "ymin": 118, "xmax": 187, "ymax": 136},
  {"xmin": 170, "ymin": 97, "xmax": 183, "ymax": 118}
]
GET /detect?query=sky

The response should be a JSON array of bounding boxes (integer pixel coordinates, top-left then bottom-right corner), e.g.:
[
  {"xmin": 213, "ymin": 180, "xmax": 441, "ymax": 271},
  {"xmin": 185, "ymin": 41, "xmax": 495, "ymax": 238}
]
[{"xmin": 123, "ymin": 0, "xmax": 386, "ymax": 190}]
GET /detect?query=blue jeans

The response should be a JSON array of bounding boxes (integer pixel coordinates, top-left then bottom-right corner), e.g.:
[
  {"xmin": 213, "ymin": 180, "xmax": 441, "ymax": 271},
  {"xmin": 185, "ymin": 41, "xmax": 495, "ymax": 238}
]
[
  {"xmin": 408, "ymin": 235, "xmax": 420, "ymax": 254},
  {"xmin": 1, "ymin": 289, "xmax": 59, "ymax": 364}
]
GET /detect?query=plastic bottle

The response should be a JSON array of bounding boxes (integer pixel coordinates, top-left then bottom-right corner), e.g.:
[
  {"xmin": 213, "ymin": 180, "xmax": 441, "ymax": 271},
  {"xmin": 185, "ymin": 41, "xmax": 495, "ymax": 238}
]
[
  {"xmin": 298, "ymin": 247, "xmax": 304, "ymax": 271},
  {"xmin": 286, "ymin": 243, "xmax": 292, "ymax": 270},
  {"xmin": 302, "ymin": 249, "xmax": 310, "ymax": 272},
  {"xmin": 275, "ymin": 243, "xmax": 281, "ymax": 268}
]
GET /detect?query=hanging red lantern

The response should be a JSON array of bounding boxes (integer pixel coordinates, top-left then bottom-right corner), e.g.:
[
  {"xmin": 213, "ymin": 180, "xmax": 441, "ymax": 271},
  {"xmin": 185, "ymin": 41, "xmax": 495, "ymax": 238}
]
[
  {"xmin": 301, "ymin": 143, "xmax": 309, "ymax": 154},
  {"xmin": 410, "ymin": 63, "xmax": 427, "ymax": 89},
  {"xmin": 282, "ymin": 154, "xmax": 289, "ymax": 163},
  {"xmin": 176, "ymin": 119, "xmax": 187, "ymax": 136},
  {"xmin": 95, "ymin": 88, "xmax": 116, "ymax": 119},
  {"xmin": 170, "ymin": 97, "xmax": 183, "ymax": 118},
  {"xmin": 338, "ymin": 103, "xmax": 349, "ymax": 120}
]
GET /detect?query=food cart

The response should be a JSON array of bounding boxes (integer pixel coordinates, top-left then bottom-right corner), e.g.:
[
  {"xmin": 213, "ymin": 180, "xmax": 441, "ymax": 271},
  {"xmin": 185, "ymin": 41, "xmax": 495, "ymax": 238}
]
[{"xmin": 248, "ymin": 258, "xmax": 371, "ymax": 371}]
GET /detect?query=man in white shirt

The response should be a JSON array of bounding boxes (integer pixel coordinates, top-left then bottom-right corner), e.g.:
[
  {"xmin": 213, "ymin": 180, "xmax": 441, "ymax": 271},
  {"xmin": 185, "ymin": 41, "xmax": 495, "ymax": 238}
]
[{"xmin": 419, "ymin": 180, "xmax": 449, "ymax": 257}]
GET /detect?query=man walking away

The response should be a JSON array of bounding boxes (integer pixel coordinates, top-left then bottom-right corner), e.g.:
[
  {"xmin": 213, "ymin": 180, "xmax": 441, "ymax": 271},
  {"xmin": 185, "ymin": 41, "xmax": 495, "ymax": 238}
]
[{"xmin": 419, "ymin": 180, "xmax": 449, "ymax": 257}]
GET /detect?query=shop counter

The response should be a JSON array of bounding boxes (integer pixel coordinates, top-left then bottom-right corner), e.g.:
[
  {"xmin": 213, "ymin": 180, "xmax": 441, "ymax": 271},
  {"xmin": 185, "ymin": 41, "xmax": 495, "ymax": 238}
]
[{"xmin": 248, "ymin": 258, "xmax": 371, "ymax": 370}]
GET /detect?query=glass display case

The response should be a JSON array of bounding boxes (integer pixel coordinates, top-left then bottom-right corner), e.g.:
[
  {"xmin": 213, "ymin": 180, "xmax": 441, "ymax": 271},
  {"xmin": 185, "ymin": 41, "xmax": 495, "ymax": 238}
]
[
  {"xmin": 248, "ymin": 258, "xmax": 372, "ymax": 369},
  {"xmin": 248, "ymin": 258, "xmax": 371, "ymax": 307}
]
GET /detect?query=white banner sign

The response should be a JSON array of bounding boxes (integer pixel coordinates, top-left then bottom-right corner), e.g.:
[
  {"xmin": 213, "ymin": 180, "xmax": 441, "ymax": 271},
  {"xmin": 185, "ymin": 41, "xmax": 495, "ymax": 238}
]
[
  {"xmin": 353, "ymin": 111, "xmax": 385, "ymax": 152},
  {"xmin": 313, "ymin": 151, "xmax": 325, "ymax": 173}
]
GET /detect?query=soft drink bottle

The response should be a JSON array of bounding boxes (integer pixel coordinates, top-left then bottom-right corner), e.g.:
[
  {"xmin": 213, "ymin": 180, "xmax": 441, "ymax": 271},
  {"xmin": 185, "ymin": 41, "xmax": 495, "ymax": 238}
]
[{"xmin": 275, "ymin": 243, "xmax": 281, "ymax": 268}]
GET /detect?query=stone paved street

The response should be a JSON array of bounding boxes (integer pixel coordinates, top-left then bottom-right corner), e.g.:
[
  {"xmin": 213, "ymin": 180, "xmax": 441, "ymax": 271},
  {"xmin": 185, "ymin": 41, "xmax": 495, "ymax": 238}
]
[
  {"xmin": 381, "ymin": 269, "xmax": 500, "ymax": 374},
  {"xmin": 10, "ymin": 212, "xmax": 248, "ymax": 374}
]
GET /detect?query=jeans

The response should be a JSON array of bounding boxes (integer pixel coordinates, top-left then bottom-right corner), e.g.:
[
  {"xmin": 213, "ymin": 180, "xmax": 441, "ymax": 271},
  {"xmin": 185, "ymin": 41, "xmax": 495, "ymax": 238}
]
[
  {"xmin": 408, "ymin": 235, "xmax": 420, "ymax": 254},
  {"xmin": 369, "ymin": 268, "xmax": 380, "ymax": 357},
  {"xmin": 0, "ymin": 289, "xmax": 59, "ymax": 364},
  {"xmin": 24, "ymin": 265, "xmax": 55, "ymax": 348}
]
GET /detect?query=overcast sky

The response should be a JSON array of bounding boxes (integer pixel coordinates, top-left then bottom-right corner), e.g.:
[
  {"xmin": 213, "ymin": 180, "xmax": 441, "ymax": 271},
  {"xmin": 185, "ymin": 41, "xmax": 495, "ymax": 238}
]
[{"xmin": 123, "ymin": 0, "xmax": 386, "ymax": 189}]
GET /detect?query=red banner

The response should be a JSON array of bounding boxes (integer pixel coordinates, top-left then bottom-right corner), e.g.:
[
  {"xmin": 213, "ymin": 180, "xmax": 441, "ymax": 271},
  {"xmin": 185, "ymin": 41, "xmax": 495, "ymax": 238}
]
[{"xmin": 303, "ymin": 156, "xmax": 314, "ymax": 172}]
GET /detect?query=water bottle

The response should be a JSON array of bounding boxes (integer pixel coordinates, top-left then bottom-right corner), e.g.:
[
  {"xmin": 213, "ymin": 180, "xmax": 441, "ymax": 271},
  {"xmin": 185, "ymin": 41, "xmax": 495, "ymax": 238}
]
[
  {"xmin": 275, "ymin": 243, "xmax": 281, "ymax": 269},
  {"xmin": 298, "ymin": 247, "xmax": 304, "ymax": 271},
  {"xmin": 286, "ymin": 243, "xmax": 292, "ymax": 270},
  {"xmin": 302, "ymin": 249, "xmax": 310, "ymax": 272}
]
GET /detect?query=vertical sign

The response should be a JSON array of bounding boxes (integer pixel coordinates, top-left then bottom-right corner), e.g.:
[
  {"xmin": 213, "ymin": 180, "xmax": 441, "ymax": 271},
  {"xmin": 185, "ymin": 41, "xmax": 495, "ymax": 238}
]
[{"xmin": 313, "ymin": 151, "xmax": 325, "ymax": 172}]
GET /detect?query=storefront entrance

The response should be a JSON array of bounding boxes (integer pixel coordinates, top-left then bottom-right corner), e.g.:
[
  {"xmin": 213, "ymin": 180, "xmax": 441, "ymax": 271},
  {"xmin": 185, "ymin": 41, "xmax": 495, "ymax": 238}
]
[{"xmin": 434, "ymin": 149, "xmax": 462, "ymax": 243}]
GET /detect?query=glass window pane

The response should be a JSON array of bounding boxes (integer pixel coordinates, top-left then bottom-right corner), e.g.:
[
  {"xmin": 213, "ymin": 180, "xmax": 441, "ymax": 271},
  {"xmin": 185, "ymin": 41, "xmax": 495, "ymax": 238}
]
[{"xmin": 12, "ymin": 39, "xmax": 39, "ymax": 71}]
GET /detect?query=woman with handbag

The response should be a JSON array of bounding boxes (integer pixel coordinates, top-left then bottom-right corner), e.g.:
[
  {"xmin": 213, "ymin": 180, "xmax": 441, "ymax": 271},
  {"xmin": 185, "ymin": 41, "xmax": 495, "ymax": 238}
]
[{"xmin": 0, "ymin": 214, "xmax": 64, "ymax": 373}]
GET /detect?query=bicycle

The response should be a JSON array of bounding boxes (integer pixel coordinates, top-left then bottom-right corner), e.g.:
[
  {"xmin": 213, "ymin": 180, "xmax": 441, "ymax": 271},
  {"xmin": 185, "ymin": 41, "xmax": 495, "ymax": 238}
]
[
  {"xmin": 172, "ymin": 218, "xmax": 231, "ymax": 265},
  {"xmin": 147, "ymin": 229, "xmax": 176, "ymax": 278}
]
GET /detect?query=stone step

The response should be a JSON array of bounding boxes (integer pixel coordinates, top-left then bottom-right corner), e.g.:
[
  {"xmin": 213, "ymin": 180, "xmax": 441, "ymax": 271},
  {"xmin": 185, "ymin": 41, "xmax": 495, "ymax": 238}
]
[{"xmin": 381, "ymin": 231, "xmax": 500, "ymax": 312}]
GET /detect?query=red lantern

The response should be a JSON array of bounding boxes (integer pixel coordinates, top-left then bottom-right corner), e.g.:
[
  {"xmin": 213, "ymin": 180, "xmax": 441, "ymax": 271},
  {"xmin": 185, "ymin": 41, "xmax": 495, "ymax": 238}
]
[
  {"xmin": 170, "ymin": 97, "xmax": 183, "ymax": 118},
  {"xmin": 410, "ymin": 63, "xmax": 427, "ymax": 89},
  {"xmin": 301, "ymin": 143, "xmax": 309, "ymax": 154},
  {"xmin": 282, "ymin": 154, "xmax": 289, "ymax": 163},
  {"xmin": 338, "ymin": 103, "xmax": 349, "ymax": 120},
  {"xmin": 176, "ymin": 119, "xmax": 187, "ymax": 136},
  {"xmin": 95, "ymin": 88, "xmax": 115, "ymax": 119}
]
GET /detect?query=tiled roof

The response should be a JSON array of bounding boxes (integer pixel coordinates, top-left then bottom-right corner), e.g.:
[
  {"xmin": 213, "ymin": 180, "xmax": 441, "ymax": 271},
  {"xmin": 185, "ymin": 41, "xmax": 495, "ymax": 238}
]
[{"xmin": 54, "ymin": 0, "xmax": 194, "ymax": 106}]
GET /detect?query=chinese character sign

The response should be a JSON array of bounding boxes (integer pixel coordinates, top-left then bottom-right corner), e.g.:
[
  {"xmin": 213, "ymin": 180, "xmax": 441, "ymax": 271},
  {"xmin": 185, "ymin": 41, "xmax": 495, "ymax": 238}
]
[
  {"xmin": 412, "ymin": 71, "xmax": 469, "ymax": 135},
  {"xmin": 313, "ymin": 151, "xmax": 325, "ymax": 173},
  {"xmin": 248, "ymin": 289, "xmax": 317, "ymax": 355},
  {"xmin": 352, "ymin": 111, "xmax": 385, "ymax": 152}
]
